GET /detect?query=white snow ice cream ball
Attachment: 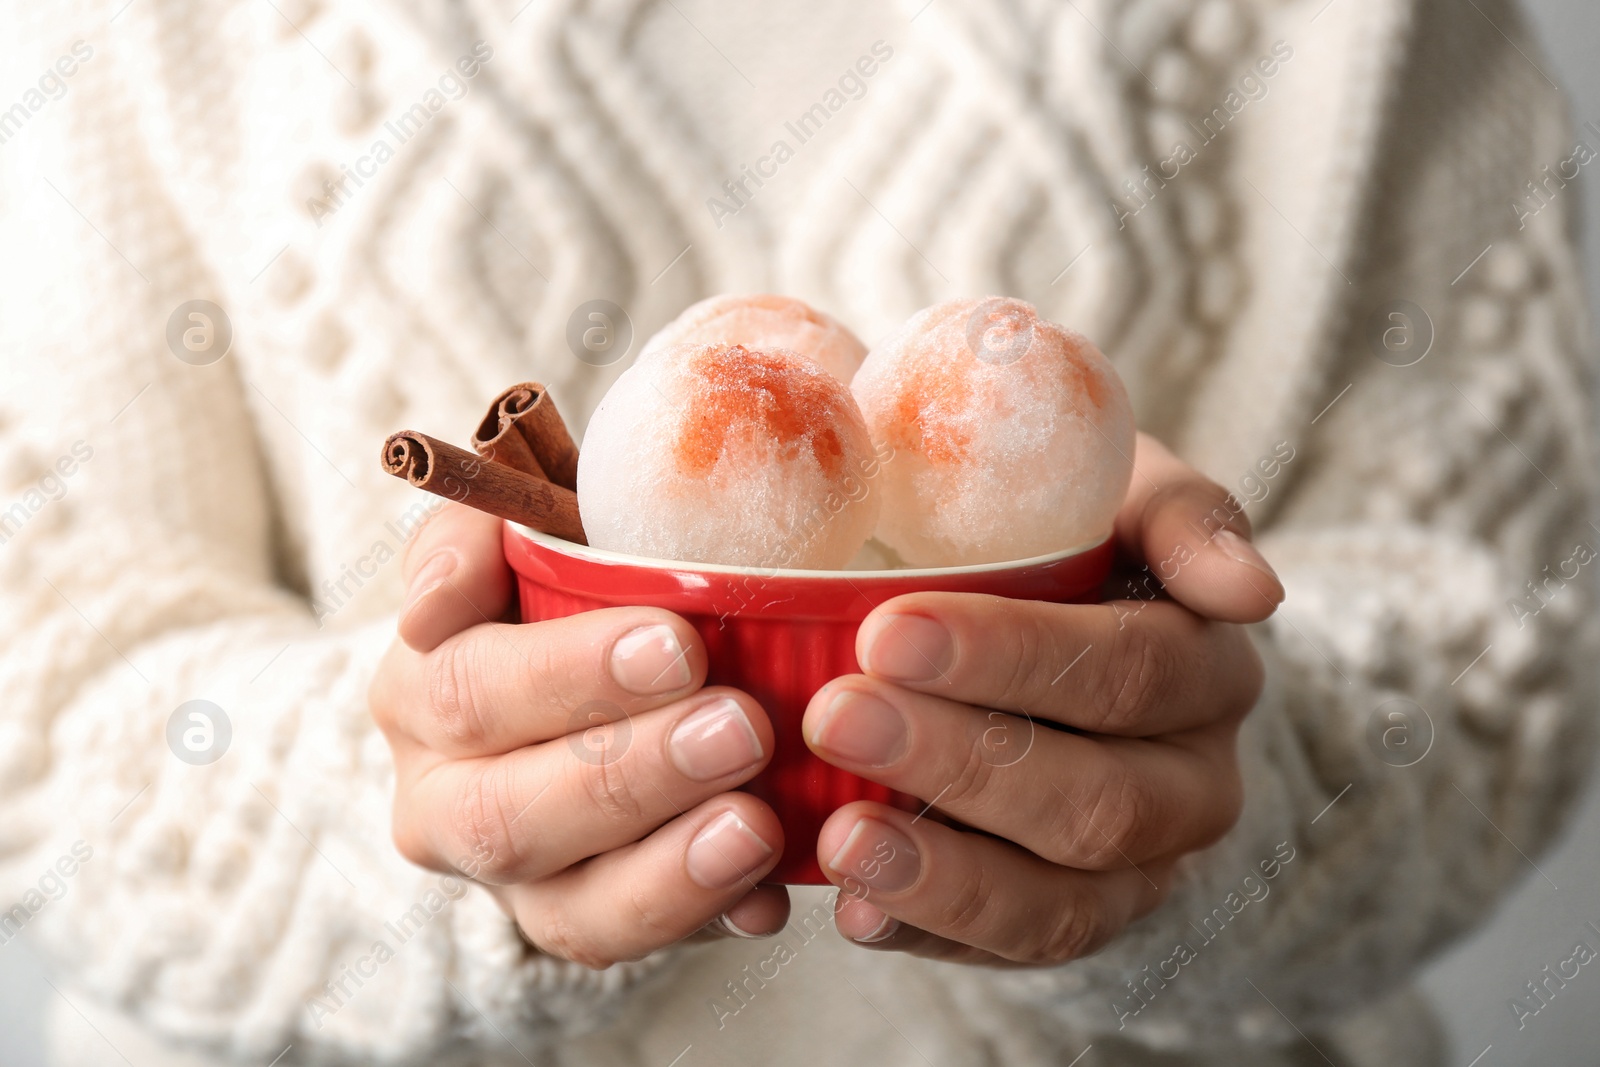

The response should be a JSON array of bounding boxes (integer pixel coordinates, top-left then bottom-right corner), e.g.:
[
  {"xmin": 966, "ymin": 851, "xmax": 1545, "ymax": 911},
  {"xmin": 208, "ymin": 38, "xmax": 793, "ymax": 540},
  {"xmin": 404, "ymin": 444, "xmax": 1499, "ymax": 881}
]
[
  {"xmin": 579, "ymin": 342, "xmax": 883, "ymax": 568},
  {"xmin": 850, "ymin": 296, "xmax": 1135, "ymax": 566},
  {"xmin": 640, "ymin": 293, "xmax": 868, "ymax": 383}
]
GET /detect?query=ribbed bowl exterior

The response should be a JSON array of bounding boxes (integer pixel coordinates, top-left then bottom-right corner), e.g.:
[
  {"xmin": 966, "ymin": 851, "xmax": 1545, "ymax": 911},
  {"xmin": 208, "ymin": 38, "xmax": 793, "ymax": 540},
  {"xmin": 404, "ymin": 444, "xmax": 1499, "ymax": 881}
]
[{"xmin": 503, "ymin": 524, "xmax": 1114, "ymax": 884}]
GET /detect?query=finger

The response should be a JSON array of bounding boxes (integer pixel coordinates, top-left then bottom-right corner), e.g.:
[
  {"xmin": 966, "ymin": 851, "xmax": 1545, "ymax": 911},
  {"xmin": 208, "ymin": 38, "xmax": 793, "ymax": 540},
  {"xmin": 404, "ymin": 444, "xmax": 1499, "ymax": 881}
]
[
  {"xmin": 855, "ymin": 593, "xmax": 1263, "ymax": 736},
  {"xmin": 688, "ymin": 884, "xmax": 793, "ymax": 942},
  {"xmin": 510, "ymin": 794, "xmax": 785, "ymax": 968},
  {"xmin": 392, "ymin": 607, "xmax": 706, "ymax": 756},
  {"xmin": 831, "ymin": 890, "xmax": 1016, "ymax": 964},
  {"xmin": 816, "ymin": 802, "xmax": 1165, "ymax": 965},
  {"xmin": 833, "ymin": 890, "xmax": 903, "ymax": 944},
  {"xmin": 837, "ymin": 921, "xmax": 1008, "ymax": 964},
  {"xmin": 399, "ymin": 687, "xmax": 772, "ymax": 883},
  {"xmin": 805, "ymin": 677, "xmax": 1244, "ymax": 868},
  {"xmin": 832, "ymin": 864, "xmax": 1179, "ymax": 965},
  {"xmin": 1112, "ymin": 433, "xmax": 1283, "ymax": 623},
  {"xmin": 398, "ymin": 502, "xmax": 516, "ymax": 653}
]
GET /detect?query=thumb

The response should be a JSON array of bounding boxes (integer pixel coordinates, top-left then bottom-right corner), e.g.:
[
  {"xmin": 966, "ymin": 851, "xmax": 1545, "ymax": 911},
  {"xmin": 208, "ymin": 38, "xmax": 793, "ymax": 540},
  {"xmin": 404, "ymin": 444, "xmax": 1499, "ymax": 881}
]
[
  {"xmin": 398, "ymin": 501, "xmax": 515, "ymax": 652},
  {"xmin": 1112, "ymin": 434, "xmax": 1284, "ymax": 624}
]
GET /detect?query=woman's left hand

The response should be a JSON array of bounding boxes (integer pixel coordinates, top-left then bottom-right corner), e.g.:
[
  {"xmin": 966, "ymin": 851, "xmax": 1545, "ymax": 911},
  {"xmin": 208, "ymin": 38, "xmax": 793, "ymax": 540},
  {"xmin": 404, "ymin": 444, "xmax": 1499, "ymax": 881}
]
[{"xmin": 804, "ymin": 433, "xmax": 1283, "ymax": 964}]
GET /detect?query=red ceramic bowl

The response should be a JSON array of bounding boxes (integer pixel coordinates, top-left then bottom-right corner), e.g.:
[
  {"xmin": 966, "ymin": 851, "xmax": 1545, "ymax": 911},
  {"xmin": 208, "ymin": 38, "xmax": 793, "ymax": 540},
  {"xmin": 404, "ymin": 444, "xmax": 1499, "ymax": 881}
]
[{"xmin": 503, "ymin": 522, "xmax": 1115, "ymax": 884}]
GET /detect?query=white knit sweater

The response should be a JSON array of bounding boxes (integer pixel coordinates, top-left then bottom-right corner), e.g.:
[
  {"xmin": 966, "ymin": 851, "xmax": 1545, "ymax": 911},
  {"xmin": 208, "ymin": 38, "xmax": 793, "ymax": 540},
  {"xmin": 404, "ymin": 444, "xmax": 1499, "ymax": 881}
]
[{"xmin": 1, "ymin": 0, "xmax": 1594, "ymax": 1065}]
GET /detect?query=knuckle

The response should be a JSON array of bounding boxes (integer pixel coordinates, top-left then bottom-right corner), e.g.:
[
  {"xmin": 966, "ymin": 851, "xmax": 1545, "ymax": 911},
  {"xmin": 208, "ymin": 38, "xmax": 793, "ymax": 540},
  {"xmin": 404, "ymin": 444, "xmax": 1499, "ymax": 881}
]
[
  {"xmin": 995, "ymin": 608, "xmax": 1049, "ymax": 707},
  {"xmin": 1098, "ymin": 626, "xmax": 1171, "ymax": 734},
  {"xmin": 1035, "ymin": 896, "xmax": 1110, "ymax": 964},
  {"xmin": 520, "ymin": 630, "xmax": 569, "ymax": 709},
  {"xmin": 1056, "ymin": 769, "xmax": 1152, "ymax": 870},
  {"xmin": 935, "ymin": 860, "xmax": 997, "ymax": 943},
  {"xmin": 530, "ymin": 906, "xmax": 613, "ymax": 970},
  {"xmin": 942, "ymin": 727, "xmax": 1001, "ymax": 808},
  {"xmin": 618, "ymin": 879, "xmax": 675, "ymax": 959},
  {"xmin": 427, "ymin": 639, "xmax": 493, "ymax": 751},
  {"xmin": 973, "ymin": 708, "xmax": 1032, "ymax": 772},
  {"xmin": 450, "ymin": 764, "xmax": 526, "ymax": 882},
  {"xmin": 577, "ymin": 746, "xmax": 648, "ymax": 827}
]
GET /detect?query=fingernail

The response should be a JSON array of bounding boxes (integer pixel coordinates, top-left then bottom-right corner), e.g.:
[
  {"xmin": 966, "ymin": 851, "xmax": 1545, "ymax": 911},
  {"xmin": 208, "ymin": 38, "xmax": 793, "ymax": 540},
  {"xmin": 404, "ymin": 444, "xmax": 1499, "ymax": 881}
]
[
  {"xmin": 687, "ymin": 811, "xmax": 774, "ymax": 889},
  {"xmin": 863, "ymin": 614, "xmax": 952, "ymax": 683},
  {"xmin": 402, "ymin": 551, "xmax": 458, "ymax": 616},
  {"xmin": 717, "ymin": 912, "xmax": 768, "ymax": 939},
  {"xmin": 827, "ymin": 817, "xmax": 920, "ymax": 893},
  {"xmin": 855, "ymin": 912, "xmax": 900, "ymax": 944},
  {"xmin": 669, "ymin": 697, "xmax": 764, "ymax": 781},
  {"xmin": 808, "ymin": 690, "xmax": 906, "ymax": 767},
  {"xmin": 611, "ymin": 624, "xmax": 692, "ymax": 695},
  {"xmin": 1213, "ymin": 529, "xmax": 1284, "ymax": 594}
]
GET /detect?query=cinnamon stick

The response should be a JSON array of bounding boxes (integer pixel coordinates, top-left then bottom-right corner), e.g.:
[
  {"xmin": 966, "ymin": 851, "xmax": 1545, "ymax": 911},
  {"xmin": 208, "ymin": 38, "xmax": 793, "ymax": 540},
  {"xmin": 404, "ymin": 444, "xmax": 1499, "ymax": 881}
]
[
  {"xmin": 473, "ymin": 421, "xmax": 547, "ymax": 480},
  {"xmin": 471, "ymin": 382, "xmax": 580, "ymax": 491},
  {"xmin": 381, "ymin": 430, "xmax": 586, "ymax": 544}
]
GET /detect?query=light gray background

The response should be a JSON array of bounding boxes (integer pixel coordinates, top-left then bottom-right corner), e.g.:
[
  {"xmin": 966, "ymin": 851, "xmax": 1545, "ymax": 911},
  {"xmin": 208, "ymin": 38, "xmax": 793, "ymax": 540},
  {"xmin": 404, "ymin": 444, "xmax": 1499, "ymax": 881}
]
[
  {"xmin": 2, "ymin": 2, "xmax": 1597, "ymax": 1065},
  {"xmin": 1412, "ymin": 1, "xmax": 1600, "ymax": 1064}
]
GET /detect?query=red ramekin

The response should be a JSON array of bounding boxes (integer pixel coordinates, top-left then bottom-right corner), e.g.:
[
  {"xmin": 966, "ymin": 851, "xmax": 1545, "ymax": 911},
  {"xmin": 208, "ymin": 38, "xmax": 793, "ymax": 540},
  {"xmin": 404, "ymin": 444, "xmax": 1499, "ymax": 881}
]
[{"xmin": 503, "ymin": 522, "xmax": 1114, "ymax": 884}]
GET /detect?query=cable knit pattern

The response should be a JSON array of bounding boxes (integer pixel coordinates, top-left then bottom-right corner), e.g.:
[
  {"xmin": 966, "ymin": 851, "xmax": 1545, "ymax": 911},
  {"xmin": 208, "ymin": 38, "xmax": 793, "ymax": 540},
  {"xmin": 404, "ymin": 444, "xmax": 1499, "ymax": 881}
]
[
  {"xmin": 0, "ymin": 0, "xmax": 1593, "ymax": 1064},
  {"xmin": 964, "ymin": 0, "xmax": 1600, "ymax": 1052}
]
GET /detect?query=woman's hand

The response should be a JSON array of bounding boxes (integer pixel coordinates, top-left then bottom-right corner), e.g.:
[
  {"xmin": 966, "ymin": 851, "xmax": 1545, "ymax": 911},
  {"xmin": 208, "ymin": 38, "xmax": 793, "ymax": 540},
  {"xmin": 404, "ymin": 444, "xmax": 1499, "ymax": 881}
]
[
  {"xmin": 368, "ymin": 502, "xmax": 791, "ymax": 968},
  {"xmin": 805, "ymin": 433, "xmax": 1281, "ymax": 964}
]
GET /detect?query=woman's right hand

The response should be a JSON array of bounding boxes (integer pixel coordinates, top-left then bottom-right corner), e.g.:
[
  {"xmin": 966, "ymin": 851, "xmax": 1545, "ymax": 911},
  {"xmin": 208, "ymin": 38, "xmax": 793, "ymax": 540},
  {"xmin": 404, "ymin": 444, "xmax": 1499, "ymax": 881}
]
[{"xmin": 368, "ymin": 502, "xmax": 790, "ymax": 967}]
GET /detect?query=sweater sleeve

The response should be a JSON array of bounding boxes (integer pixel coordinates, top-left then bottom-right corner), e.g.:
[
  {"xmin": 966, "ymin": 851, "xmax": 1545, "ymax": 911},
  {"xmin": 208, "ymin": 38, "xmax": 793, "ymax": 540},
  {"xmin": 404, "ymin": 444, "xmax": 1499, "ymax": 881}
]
[
  {"xmin": 965, "ymin": 0, "xmax": 1599, "ymax": 1049},
  {"xmin": 0, "ymin": 13, "xmax": 677, "ymax": 1065}
]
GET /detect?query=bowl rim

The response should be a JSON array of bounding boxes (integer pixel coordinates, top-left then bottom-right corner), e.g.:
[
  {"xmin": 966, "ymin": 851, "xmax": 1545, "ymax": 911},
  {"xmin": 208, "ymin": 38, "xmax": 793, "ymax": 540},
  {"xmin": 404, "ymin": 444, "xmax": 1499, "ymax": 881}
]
[{"xmin": 507, "ymin": 522, "xmax": 1113, "ymax": 579}]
